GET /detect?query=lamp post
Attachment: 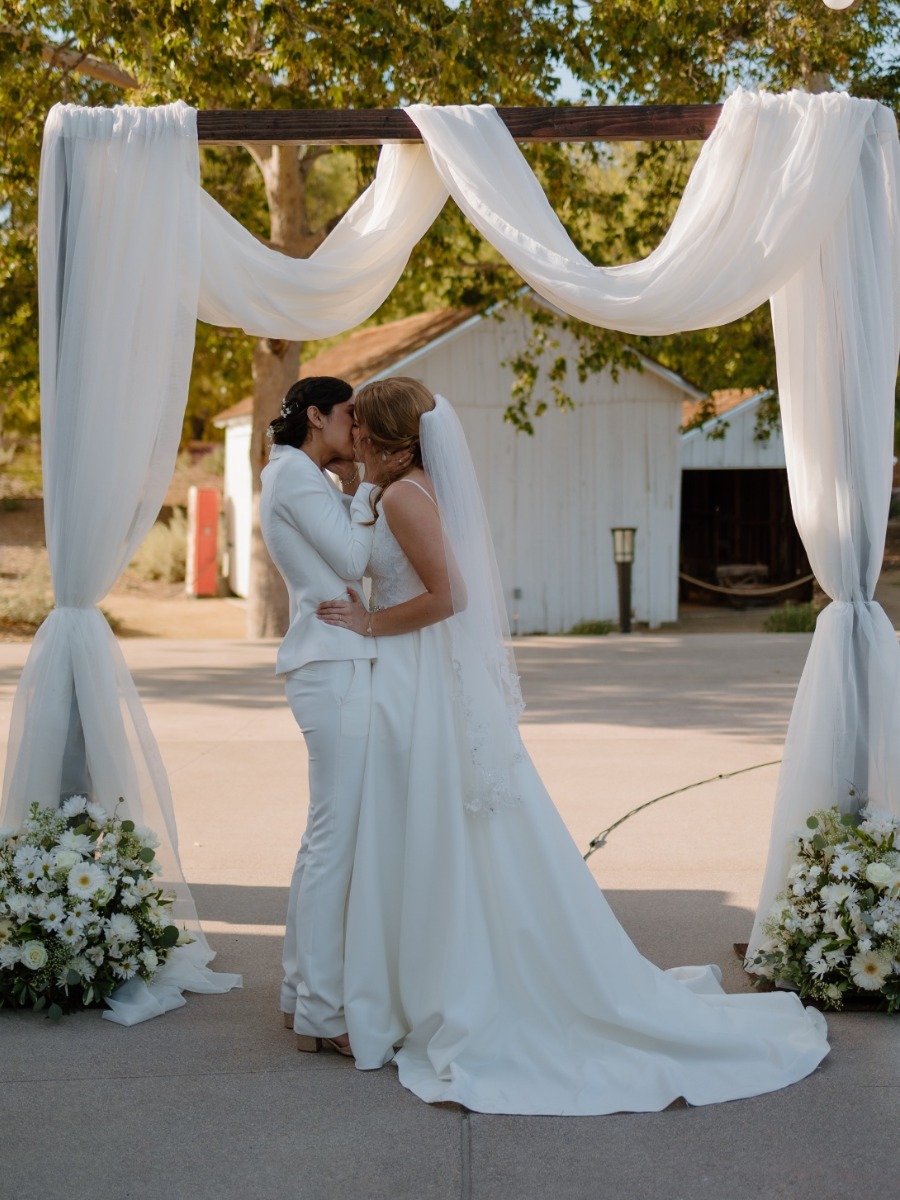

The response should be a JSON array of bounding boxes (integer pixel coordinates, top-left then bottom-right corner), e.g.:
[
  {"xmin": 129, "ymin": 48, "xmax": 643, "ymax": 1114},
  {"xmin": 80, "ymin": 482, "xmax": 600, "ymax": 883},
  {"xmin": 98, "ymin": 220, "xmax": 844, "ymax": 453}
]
[{"xmin": 610, "ymin": 527, "xmax": 636, "ymax": 633}]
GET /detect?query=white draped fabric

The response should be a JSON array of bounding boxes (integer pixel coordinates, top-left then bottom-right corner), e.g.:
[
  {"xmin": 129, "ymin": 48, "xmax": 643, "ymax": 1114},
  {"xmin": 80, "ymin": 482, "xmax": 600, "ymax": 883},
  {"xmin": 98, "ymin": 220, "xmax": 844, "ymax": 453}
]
[{"xmin": 3, "ymin": 89, "xmax": 899, "ymax": 1019}]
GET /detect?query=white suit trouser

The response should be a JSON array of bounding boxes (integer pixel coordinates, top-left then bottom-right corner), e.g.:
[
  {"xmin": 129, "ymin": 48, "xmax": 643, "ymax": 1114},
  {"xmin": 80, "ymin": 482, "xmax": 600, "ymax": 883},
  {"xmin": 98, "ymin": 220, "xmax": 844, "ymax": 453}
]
[{"xmin": 281, "ymin": 659, "xmax": 371, "ymax": 1037}]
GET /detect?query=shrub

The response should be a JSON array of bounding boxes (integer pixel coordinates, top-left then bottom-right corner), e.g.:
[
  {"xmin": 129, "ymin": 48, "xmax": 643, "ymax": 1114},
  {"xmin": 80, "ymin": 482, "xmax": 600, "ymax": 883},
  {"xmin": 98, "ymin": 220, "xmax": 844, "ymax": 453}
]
[
  {"xmin": 0, "ymin": 559, "xmax": 53, "ymax": 628},
  {"xmin": 130, "ymin": 509, "xmax": 187, "ymax": 582},
  {"xmin": 567, "ymin": 619, "xmax": 614, "ymax": 636},
  {"xmin": 762, "ymin": 601, "xmax": 821, "ymax": 633}
]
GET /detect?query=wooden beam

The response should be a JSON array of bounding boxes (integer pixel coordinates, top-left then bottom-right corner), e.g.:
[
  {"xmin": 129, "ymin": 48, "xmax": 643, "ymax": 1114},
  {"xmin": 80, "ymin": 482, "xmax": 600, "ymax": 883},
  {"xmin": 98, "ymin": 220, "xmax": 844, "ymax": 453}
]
[{"xmin": 196, "ymin": 104, "xmax": 722, "ymax": 146}]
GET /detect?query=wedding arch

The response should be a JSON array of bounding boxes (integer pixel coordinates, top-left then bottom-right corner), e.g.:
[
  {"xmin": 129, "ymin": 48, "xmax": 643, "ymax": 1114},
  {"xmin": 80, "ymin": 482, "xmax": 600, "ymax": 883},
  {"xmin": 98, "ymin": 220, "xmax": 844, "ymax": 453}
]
[{"xmin": 2, "ymin": 90, "xmax": 899, "ymax": 1017}]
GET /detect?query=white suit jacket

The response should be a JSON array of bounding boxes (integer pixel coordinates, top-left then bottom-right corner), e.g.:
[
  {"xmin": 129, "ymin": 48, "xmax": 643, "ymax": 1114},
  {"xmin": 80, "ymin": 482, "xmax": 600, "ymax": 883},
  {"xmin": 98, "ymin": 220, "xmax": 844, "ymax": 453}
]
[{"xmin": 260, "ymin": 444, "xmax": 377, "ymax": 676}]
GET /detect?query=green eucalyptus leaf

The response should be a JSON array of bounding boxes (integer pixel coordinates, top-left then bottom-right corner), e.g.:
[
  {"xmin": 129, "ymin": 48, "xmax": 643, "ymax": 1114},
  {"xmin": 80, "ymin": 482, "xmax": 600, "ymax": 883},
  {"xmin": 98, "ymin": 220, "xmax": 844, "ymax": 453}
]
[
  {"xmin": 47, "ymin": 1003, "xmax": 63, "ymax": 1022},
  {"xmin": 161, "ymin": 925, "xmax": 180, "ymax": 948},
  {"xmin": 806, "ymin": 816, "xmax": 819, "ymax": 829},
  {"xmin": 138, "ymin": 847, "xmax": 155, "ymax": 863},
  {"xmin": 121, "ymin": 820, "xmax": 136, "ymax": 833}
]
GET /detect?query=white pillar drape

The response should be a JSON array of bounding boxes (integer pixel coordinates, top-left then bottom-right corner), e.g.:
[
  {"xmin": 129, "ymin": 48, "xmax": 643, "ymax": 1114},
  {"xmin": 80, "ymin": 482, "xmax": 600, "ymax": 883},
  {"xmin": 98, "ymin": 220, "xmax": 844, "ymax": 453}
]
[{"xmin": 3, "ymin": 89, "xmax": 899, "ymax": 1019}]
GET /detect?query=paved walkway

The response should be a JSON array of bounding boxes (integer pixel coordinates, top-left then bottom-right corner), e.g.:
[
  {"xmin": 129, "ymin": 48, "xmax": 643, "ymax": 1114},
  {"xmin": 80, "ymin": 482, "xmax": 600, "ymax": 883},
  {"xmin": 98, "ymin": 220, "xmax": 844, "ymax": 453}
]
[{"xmin": 1, "ymin": 634, "xmax": 898, "ymax": 1199}]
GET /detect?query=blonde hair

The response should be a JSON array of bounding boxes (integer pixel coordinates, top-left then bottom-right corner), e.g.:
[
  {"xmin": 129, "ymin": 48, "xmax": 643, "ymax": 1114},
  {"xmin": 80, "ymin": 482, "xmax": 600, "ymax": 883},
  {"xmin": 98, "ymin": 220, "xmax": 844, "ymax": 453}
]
[{"xmin": 354, "ymin": 377, "xmax": 436, "ymax": 517}]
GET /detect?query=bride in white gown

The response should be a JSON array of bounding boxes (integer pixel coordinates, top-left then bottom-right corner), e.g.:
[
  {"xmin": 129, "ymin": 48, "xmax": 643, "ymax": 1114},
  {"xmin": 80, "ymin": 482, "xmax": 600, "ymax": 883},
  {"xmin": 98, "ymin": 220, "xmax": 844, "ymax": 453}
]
[{"xmin": 317, "ymin": 377, "xmax": 829, "ymax": 1116}]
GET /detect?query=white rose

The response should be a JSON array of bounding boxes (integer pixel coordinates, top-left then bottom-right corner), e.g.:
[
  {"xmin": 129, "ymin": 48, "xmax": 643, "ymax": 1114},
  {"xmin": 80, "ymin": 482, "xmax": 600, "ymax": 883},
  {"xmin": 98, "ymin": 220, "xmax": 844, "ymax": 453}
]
[
  {"xmin": 865, "ymin": 861, "xmax": 893, "ymax": 888},
  {"xmin": 53, "ymin": 849, "xmax": 81, "ymax": 872},
  {"xmin": 20, "ymin": 940, "xmax": 48, "ymax": 970}
]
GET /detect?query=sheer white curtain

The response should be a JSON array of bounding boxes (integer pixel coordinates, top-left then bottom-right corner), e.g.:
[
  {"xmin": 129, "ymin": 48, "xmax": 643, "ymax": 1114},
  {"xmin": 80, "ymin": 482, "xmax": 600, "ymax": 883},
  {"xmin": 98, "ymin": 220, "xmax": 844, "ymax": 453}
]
[
  {"xmin": 0, "ymin": 102, "xmax": 444, "ymax": 1022},
  {"xmin": 3, "ymin": 89, "xmax": 899, "ymax": 1016}
]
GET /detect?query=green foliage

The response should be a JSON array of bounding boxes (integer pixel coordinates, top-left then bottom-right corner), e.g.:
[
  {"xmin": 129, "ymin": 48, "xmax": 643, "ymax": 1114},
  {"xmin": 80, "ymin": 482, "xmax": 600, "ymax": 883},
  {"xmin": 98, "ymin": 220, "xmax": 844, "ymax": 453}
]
[
  {"xmin": 2, "ymin": 1, "xmax": 900, "ymax": 441},
  {"xmin": 0, "ymin": 557, "xmax": 53, "ymax": 628},
  {"xmin": 1, "ymin": 1, "xmax": 583, "ymax": 438},
  {"xmin": 130, "ymin": 509, "xmax": 187, "ymax": 583},
  {"xmin": 762, "ymin": 601, "xmax": 821, "ymax": 634},
  {"xmin": 567, "ymin": 619, "xmax": 613, "ymax": 636}
]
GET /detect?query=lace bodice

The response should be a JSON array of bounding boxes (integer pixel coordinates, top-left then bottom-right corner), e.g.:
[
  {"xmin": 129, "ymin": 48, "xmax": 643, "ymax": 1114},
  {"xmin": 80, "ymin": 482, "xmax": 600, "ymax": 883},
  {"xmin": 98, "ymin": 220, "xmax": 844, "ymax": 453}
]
[{"xmin": 368, "ymin": 508, "xmax": 427, "ymax": 609}]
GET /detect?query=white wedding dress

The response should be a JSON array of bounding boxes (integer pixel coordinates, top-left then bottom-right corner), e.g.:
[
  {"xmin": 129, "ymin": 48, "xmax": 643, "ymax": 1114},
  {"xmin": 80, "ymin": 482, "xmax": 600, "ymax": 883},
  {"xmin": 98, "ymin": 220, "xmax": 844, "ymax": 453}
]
[{"xmin": 342, "ymin": 495, "xmax": 829, "ymax": 1116}]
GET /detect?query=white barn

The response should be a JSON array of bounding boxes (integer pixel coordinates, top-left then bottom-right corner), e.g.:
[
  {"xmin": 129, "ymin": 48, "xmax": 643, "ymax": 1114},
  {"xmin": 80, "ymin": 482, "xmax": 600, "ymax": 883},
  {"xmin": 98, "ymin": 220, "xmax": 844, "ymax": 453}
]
[{"xmin": 215, "ymin": 302, "xmax": 704, "ymax": 632}]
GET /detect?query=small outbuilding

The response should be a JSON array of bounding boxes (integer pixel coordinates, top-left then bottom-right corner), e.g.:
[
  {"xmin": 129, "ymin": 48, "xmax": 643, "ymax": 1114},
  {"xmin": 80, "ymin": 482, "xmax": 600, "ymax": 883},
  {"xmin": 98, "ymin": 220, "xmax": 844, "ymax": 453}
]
[
  {"xmin": 215, "ymin": 302, "xmax": 705, "ymax": 632},
  {"xmin": 679, "ymin": 388, "xmax": 810, "ymax": 598}
]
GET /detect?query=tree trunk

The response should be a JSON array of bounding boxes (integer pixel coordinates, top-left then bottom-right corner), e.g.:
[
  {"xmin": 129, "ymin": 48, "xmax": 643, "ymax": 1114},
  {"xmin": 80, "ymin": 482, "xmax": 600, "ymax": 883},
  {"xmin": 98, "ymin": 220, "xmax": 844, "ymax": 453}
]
[
  {"xmin": 247, "ymin": 336, "xmax": 300, "ymax": 638},
  {"xmin": 245, "ymin": 143, "xmax": 330, "ymax": 638}
]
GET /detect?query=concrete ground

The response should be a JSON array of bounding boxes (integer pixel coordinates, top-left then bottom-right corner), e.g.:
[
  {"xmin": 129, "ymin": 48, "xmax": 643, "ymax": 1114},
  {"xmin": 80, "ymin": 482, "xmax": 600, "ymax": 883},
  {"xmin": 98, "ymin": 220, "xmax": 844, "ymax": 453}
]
[{"xmin": 1, "ymin": 633, "xmax": 898, "ymax": 1200}]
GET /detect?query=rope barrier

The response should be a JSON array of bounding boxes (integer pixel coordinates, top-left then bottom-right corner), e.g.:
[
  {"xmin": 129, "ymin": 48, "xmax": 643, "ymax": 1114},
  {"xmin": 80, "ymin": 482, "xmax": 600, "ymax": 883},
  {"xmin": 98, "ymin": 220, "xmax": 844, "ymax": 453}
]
[
  {"xmin": 678, "ymin": 571, "xmax": 815, "ymax": 598},
  {"xmin": 583, "ymin": 759, "xmax": 783, "ymax": 860}
]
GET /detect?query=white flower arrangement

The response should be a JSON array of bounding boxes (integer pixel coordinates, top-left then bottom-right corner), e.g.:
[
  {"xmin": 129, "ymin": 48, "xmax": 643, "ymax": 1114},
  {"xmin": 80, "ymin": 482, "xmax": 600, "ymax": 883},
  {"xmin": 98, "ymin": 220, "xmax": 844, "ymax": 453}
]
[
  {"xmin": 746, "ymin": 801, "xmax": 900, "ymax": 1011},
  {"xmin": 0, "ymin": 798, "xmax": 184, "ymax": 1020}
]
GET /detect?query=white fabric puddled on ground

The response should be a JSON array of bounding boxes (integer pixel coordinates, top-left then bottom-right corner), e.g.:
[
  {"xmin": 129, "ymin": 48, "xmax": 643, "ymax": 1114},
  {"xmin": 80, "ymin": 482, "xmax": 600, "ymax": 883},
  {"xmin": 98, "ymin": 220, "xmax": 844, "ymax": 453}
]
[{"xmin": 4, "ymin": 89, "xmax": 899, "ymax": 1021}]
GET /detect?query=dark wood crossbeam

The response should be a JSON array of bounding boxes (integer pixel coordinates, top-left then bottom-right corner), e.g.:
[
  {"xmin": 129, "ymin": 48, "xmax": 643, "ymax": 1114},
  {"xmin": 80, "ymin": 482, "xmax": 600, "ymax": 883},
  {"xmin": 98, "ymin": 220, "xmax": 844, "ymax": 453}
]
[{"xmin": 196, "ymin": 105, "xmax": 722, "ymax": 146}]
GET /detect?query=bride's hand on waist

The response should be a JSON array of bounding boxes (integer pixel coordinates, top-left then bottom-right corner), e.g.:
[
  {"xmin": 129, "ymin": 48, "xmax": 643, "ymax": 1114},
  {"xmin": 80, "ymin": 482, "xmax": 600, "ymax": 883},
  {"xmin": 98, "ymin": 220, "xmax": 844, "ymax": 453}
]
[{"xmin": 316, "ymin": 587, "xmax": 369, "ymax": 635}]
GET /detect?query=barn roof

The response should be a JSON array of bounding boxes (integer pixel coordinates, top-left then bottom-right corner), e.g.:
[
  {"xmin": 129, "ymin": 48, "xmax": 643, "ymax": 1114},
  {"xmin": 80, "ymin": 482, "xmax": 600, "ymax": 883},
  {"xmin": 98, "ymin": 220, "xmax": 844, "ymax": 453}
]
[{"xmin": 681, "ymin": 388, "xmax": 769, "ymax": 431}]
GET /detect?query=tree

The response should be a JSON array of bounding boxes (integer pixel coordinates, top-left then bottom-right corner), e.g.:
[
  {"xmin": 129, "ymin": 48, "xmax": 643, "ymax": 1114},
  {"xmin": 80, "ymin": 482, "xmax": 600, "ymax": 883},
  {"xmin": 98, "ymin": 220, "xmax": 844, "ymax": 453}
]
[
  {"xmin": 1, "ymin": 1, "xmax": 580, "ymax": 633},
  {"xmin": 4, "ymin": 3, "xmax": 900, "ymax": 627},
  {"xmin": 556, "ymin": 1, "xmax": 900, "ymax": 432}
]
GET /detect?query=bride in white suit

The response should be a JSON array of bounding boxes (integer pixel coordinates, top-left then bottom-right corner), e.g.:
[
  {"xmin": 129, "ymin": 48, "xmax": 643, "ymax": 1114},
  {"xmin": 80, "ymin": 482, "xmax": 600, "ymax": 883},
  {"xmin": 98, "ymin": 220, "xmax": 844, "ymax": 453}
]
[
  {"xmin": 317, "ymin": 376, "xmax": 830, "ymax": 1116},
  {"xmin": 260, "ymin": 375, "xmax": 406, "ymax": 1054}
]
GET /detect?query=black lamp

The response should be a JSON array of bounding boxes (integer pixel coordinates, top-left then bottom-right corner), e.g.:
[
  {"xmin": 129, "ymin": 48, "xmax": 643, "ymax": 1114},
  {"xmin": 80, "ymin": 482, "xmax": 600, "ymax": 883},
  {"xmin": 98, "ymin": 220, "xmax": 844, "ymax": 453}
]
[{"xmin": 610, "ymin": 527, "xmax": 636, "ymax": 633}]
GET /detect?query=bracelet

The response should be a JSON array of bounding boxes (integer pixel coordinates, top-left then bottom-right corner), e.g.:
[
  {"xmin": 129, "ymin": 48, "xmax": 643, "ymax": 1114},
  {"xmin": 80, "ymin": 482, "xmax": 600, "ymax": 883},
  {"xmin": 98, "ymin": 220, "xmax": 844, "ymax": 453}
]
[{"xmin": 365, "ymin": 611, "xmax": 374, "ymax": 638}]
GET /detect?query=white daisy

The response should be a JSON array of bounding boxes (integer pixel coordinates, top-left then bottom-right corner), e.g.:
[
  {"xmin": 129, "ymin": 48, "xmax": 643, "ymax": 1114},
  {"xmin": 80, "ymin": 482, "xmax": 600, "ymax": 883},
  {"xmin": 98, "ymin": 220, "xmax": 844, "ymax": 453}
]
[
  {"xmin": 11, "ymin": 845, "xmax": 37, "ymax": 871},
  {"xmin": 66, "ymin": 862, "xmax": 107, "ymax": 899},
  {"xmin": 15, "ymin": 861, "xmax": 41, "ymax": 888},
  {"xmin": 830, "ymin": 848, "xmax": 864, "ymax": 879},
  {"xmin": 58, "ymin": 918, "xmax": 85, "ymax": 948},
  {"xmin": 850, "ymin": 949, "xmax": 892, "ymax": 991},
  {"xmin": 112, "ymin": 957, "xmax": 138, "ymax": 981},
  {"xmin": 810, "ymin": 959, "xmax": 831, "ymax": 979},
  {"xmin": 39, "ymin": 899, "xmax": 67, "ymax": 932}
]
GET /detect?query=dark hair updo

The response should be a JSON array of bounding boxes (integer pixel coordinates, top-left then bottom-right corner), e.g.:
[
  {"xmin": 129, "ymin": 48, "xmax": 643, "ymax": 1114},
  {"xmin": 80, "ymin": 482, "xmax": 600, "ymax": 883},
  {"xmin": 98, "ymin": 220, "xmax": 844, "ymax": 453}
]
[{"xmin": 267, "ymin": 376, "xmax": 353, "ymax": 448}]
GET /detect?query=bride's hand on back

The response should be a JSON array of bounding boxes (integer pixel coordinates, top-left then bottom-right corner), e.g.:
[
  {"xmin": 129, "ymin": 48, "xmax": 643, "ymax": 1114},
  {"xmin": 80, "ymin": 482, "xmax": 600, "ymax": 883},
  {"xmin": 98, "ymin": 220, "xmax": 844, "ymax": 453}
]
[{"xmin": 317, "ymin": 587, "xmax": 369, "ymax": 635}]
